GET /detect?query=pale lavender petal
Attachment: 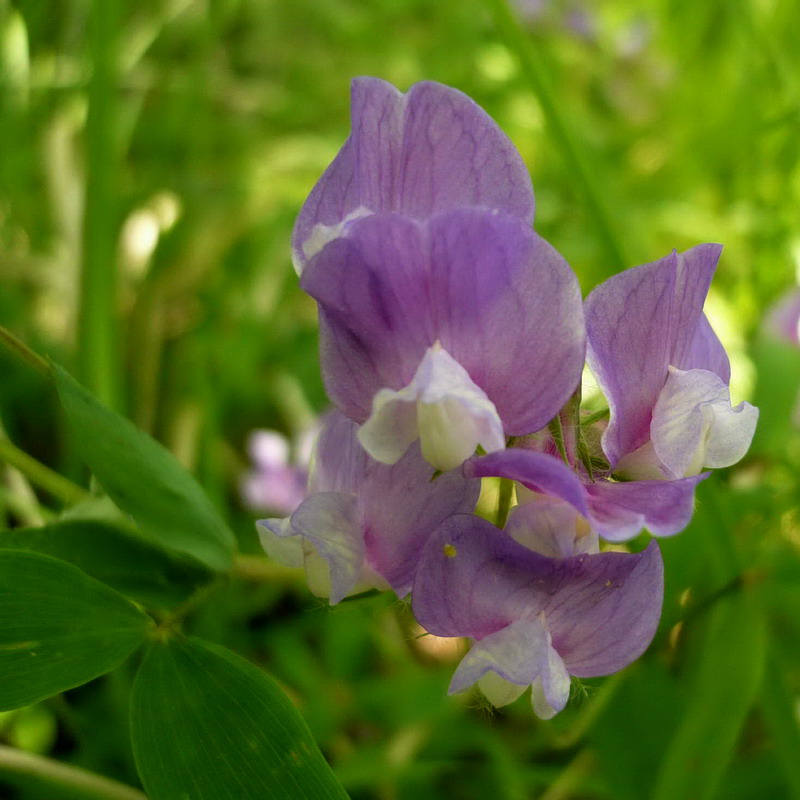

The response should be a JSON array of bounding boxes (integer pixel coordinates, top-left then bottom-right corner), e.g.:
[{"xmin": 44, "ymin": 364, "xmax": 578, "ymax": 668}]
[
  {"xmin": 584, "ymin": 473, "xmax": 708, "ymax": 541},
  {"xmin": 531, "ymin": 647, "xmax": 571, "ymax": 719},
  {"xmin": 292, "ymin": 78, "xmax": 535, "ymax": 271},
  {"xmin": 505, "ymin": 500, "xmax": 599, "ymax": 558},
  {"xmin": 242, "ymin": 466, "xmax": 307, "ymax": 516},
  {"xmin": 303, "ymin": 208, "xmax": 585, "ymax": 433},
  {"xmin": 248, "ymin": 430, "xmax": 290, "ymax": 469},
  {"xmin": 585, "ymin": 251, "xmax": 677, "ymax": 465},
  {"xmin": 359, "ymin": 443, "xmax": 480, "ymax": 596},
  {"xmin": 681, "ymin": 313, "xmax": 731, "ymax": 383},
  {"xmin": 464, "ymin": 450, "xmax": 589, "ymax": 517},
  {"xmin": 309, "ymin": 411, "xmax": 369, "ymax": 495},
  {"xmin": 766, "ymin": 289, "xmax": 800, "ymax": 346},
  {"xmin": 289, "ymin": 491, "xmax": 362, "ymax": 604},
  {"xmin": 651, "ymin": 367, "xmax": 758, "ymax": 477},
  {"xmin": 448, "ymin": 618, "xmax": 550, "ymax": 694},
  {"xmin": 413, "ymin": 515, "xmax": 664, "ymax": 677}
]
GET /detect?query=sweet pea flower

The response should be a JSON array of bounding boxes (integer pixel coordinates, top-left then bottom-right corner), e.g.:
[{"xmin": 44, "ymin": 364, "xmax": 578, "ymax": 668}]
[
  {"xmin": 585, "ymin": 244, "xmax": 758, "ymax": 480},
  {"xmin": 292, "ymin": 78, "xmax": 535, "ymax": 274},
  {"xmin": 294, "ymin": 78, "xmax": 585, "ymax": 472},
  {"xmin": 461, "ymin": 245, "xmax": 757, "ymax": 542},
  {"xmin": 241, "ymin": 428, "xmax": 315, "ymax": 516},
  {"xmin": 412, "ymin": 511, "xmax": 663, "ymax": 718},
  {"xmin": 765, "ymin": 288, "xmax": 800, "ymax": 347},
  {"xmin": 257, "ymin": 411, "xmax": 480, "ymax": 604}
]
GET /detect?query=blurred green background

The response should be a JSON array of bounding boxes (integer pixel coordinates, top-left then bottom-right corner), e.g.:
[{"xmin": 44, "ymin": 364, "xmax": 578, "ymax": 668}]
[{"xmin": 2, "ymin": 0, "xmax": 800, "ymax": 798}]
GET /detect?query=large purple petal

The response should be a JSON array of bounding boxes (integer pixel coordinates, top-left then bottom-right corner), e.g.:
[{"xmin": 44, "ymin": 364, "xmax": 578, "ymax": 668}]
[
  {"xmin": 585, "ymin": 251, "xmax": 677, "ymax": 465},
  {"xmin": 586, "ymin": 245, "xmax": 724, "ymax": 465},
  {"xmin": 585, "ymin": 473, "xmax": 708, "ymax": 541},
  {"xmin": 359, "ymin": 443, "xmax": 480, "ymax": 596},
  {"xmin": 464, "ymin": 450, "xmax": 589, "ymax": 517},
  {"xmin": 292, "ymin": 78, "xmax": 535, "ymax": 270},
  {"xmin": 303, "ymin": 208, "xmax": 585, "ymax": 432},
  {"xmin": 413, "ymin": 515, "xmax": 664, "ymax": 676}
]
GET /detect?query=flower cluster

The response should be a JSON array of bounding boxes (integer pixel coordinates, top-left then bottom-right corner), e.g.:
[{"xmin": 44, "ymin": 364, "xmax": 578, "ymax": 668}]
[{"xmin": 257, "ymin": 78, "xmax": 758, "ymax": 718}]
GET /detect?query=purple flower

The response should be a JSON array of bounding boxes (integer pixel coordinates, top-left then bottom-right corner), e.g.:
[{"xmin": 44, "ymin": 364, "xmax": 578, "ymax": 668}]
[
  {"xmin": 257, "ymin": 411, "xmax": 480, "ymax": 603},
  {"xmin": 241, "ymin": 428, "xmax": 314, "ymax": 516},
  {"xmin": 412, "ymin": 512, "xmax": 663, "ymax": 717},
  {"xmin": 293, "ymin": 78, "xmax": 585, "ymax": 471},
  {"xmin": 585, "ymin": 244, "xmax": 757, "ymax": 480},
  {"xmin": 301, "ymin": 208, "xmax": 585, "ymax": 471},
  {"xmin": 765, "ymin": 289, "xmax": 800, "ymax": 347},
  {"xmin": 461, "ymin": 245, "xmax": 757, "ymax": 543},
  {"xmin": 292, "ymin": 78, "xmax": 536, "ymax": 274},
  {"xmin": 465, "ymin": 447, "xmax": 707, "ymax": 543}
]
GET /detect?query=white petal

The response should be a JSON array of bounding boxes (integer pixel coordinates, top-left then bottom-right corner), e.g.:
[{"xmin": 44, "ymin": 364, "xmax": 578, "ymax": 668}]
[
  {"xmin": 477, "ymin": 671, "xmax": 528, "ymax": 707},
  {"xmin": 505, "ymin": 500, "xmax": 599, "ymax": 559},
  {"xmin": 531, "ymin": 644, "xmax": 570, "ymax": 720},
  {"xmin": 358, "ymin": 344, "xmax": 505, "ymax": 471},
  {"xmin": 357, "ymin": 388, "xmax": 418, "ymax": 464},
  {"xmin": 651, "ymin": 367, "xmax": 758, "ymax": 477},
  {"xmin": 289, "ymin": 492, "xmax": 363, "ymax": 604},
  {"xmin": 256, "ymin": 518, "xmax": 304, "ymax": 568},
  {"xmin": 448, "ymin": 617, "xmax": 550, "ymax": 696}
]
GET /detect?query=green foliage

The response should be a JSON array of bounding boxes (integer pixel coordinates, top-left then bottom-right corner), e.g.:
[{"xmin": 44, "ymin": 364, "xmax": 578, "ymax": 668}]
[
  {"xmin": 53, "ymin": 364, "xmax": 236, "ymax": 572},
  {"xmin": 0, "ymin": 518, "xmax": 214, "ymax": 608},
  {"xmin": 652, "ymin": 592, "xmax": 766, "ymax": 800},
  {"xmin": 130, "ymin": 636, "xmax": 349, "ymax": 800},
  {"xmin": 1, "ymin": 0, "xmax": 800, "ymax": 797},
  {"xmin": 0, "ymin": 550, "xmax": 151, "ymax": 711}
]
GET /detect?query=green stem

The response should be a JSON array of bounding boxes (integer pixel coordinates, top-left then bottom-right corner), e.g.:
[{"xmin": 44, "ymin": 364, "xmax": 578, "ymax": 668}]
[
  {"xmin": 0, "ymin": 437, "xmax": 89, "ymax": 506},
  {"xmin": 580, "ymin": 407, "xmax": 609, "ymax": 427},
  {"xmin": 494, "ymin": 478, "xmax": 514, "ymax": 529},
  {"xmin": 484, "ymin": 0, "xmax": 628, "ymax": 269},
  {"xmin": 0, "ymin": 326, "xmax": 51, "ymax": 377},
  {"xmin": 0, "ymin": 745, "xmax": 146, "ymax": 800},
  {"xmin": 78, "ymin": 0, "xmax": 121, "ymax": 409},
  {"xmin": 548, "ymin": 415, "xmax": 569, "ymax": 464},
  {"xmin": 231, "ymin": 554, "xmax": 304, "ymax": 584}
]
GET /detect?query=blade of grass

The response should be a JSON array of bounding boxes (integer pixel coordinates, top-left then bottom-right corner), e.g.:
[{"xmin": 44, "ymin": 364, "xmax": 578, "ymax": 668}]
[
  {"xmin": 78, "ymin": 0, "xmax": 122, "ymax": 409},
  {"xmin": 0, "ymin": 745, "xmax": 146, "ymax": 800},
  {"xmin": 484, "ymin": 0, "xmax": 628, "ymax": 269}
]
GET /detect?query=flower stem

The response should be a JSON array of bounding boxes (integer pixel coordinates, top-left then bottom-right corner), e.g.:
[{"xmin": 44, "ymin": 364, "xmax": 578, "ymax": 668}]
[
  {"xmin": 495, "ymin": 477, "xmax": 514, "ymax": 529},
  {"xmin": 0, "ymin": 745, "xmax": 146, "ymax": 800},
  {"xmin": 231, "ymin": 554, "xmax": 304, "ymax": 584},
  {"xmin": 0, "ymin": 437, "xmax": 89, "ymax": 506},
  {"xmin": 0, "ymin": 325, "xmax": 51, "ymax": 377}
]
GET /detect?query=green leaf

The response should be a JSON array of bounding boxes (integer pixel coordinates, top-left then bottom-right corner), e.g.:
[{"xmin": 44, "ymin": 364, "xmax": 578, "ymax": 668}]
[
  {"xmin": 53, "ymin": 364, "xmax": 235, "ymax": 571},
  {"xmin": 0, "ymin": 519, "xmax": 214, "ymax": 608},
  {"xmin": 761, "ymin": 645, "xmax": 800, "ymax": 800},
  {"xmin": 0, "ymin": 550, "xmax": 152, "ymax": 711},
  {"xmin": 130, "ymin": 636, "xmax": 350, "ymax": 800},
  {"xmin": 652, "ymin": 590, "xmax": 766, "ymax": 800}
]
